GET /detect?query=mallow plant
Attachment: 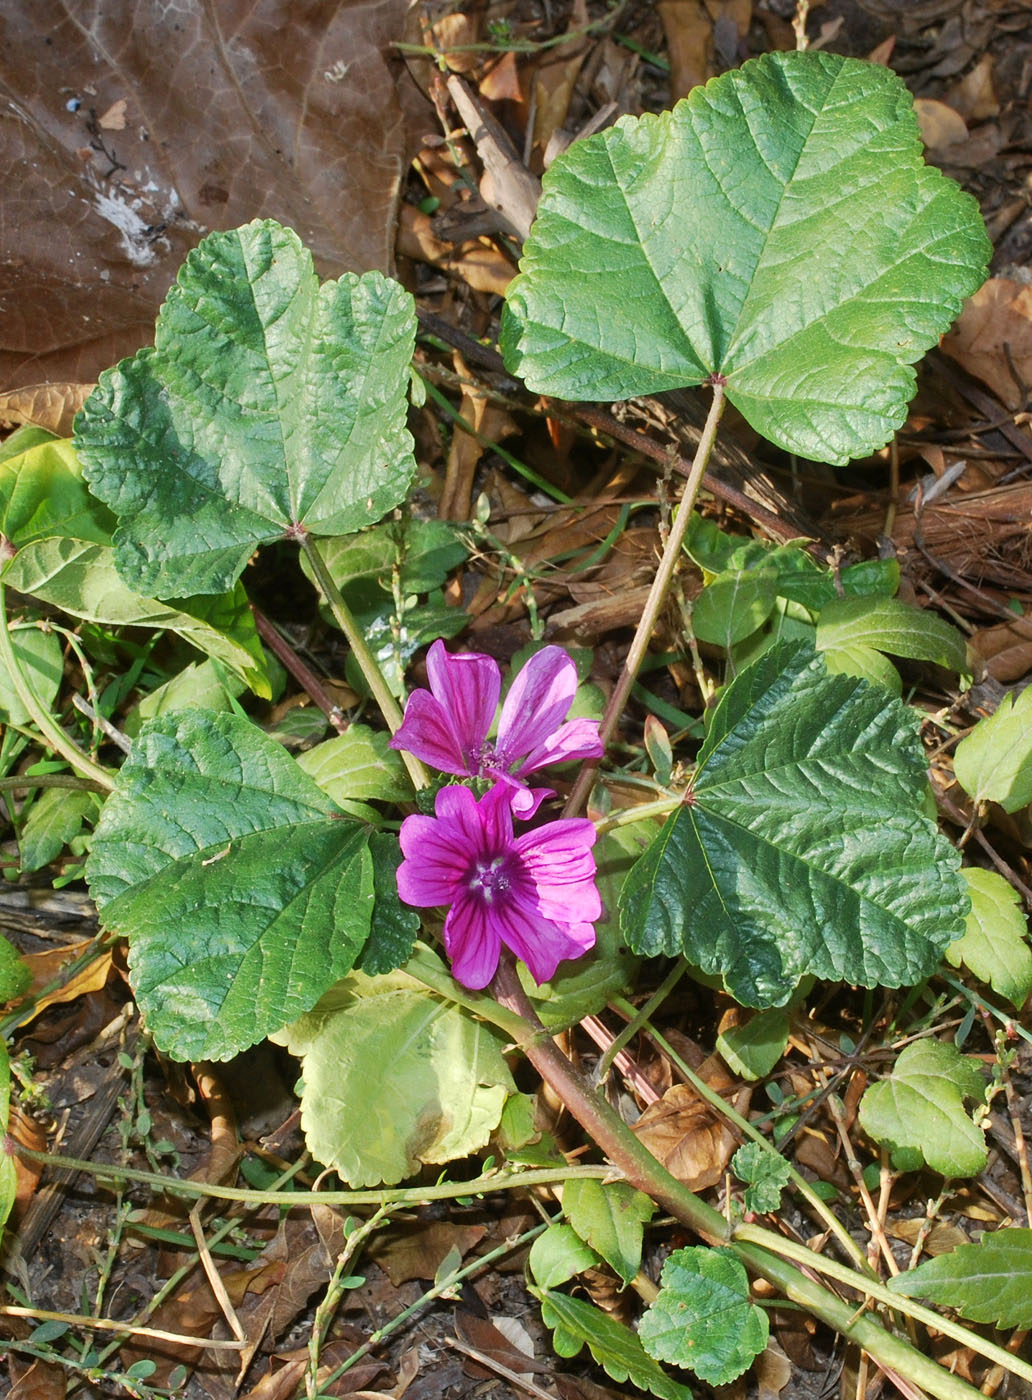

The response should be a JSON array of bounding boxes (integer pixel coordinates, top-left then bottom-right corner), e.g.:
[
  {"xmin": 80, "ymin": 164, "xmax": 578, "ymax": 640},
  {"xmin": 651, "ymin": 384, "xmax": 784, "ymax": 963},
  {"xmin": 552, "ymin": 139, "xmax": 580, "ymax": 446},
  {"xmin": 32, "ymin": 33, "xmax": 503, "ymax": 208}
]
[{"xmin": 2, "ymin": 48, "xmax": 1028, "ymax": 1399}]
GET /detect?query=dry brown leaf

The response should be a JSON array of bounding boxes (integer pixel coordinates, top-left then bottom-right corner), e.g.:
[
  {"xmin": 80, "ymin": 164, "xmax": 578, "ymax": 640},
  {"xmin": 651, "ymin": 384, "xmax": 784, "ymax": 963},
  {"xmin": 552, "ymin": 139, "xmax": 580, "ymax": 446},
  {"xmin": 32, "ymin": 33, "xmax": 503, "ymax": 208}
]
[
  {"xmin": 0, "ymin": 383, "xmax": 94, "ymax": 437},
  {"xmin": 947, "ymin": 53, "xmax": 999, "ymax": 121},
  {"xmin": 794, "ymin": 1129, "xmax": 851, "ymax": 1191},
  {"xmin": 15, "ymin": 939, "xmax": 112, "ymax": 1023},
  {"xmin": 658, "ymin": 0, "xmax": 716, "ymax": 100},
  {"xmin": 942, "ymin": 278, "xmax": 1032, "ymax": 411},
  {"xmin": 454, "ymin": 1310, "xmax": 551, "ymax": 1375},
  {"xmin": 439, "ymin": 361, "xmax": 519, "ymax": 521},
  {"xmin": 431, "ymin": 11, "xmax": 481, "ymax": 74},
  {"xmin": 658, "ymin": 0, "xmax": 751, "ymax": 101},
  {"xmin": 755, "ymin": 1338, "xmax": 794, "ymax": 1400},
  {"xmin": 7, "ymin": 1102, "xmax": 47, "ymax": 1218},
  {"xmin": 914, "ymin": 97, "xmax": 968, "ymax": 151},
  {"xmin": 532, "ymin": 0, "xmax": 590, "ymax": 157},
  {"xmin": 368, "ymin": 1220, "xmax": 486, "ymax": 1286},
  {"xmin": 0, "ymin": 0, "xmax": 427, "ymax": 390},
  {"xmin": 631, "ymin": 1058, "xmax": 741, "ymax": 1190},
  {"xmin": 969, "ymin": 613, "xmax": 1032, "ymax": 683},
  {"xmin": 889, "ymin": 1218, "xmax": 970, "ymax": 1254},
  {"xmin": 7, "ymin": 1356, "xmax": 67, "ymax": 1400}
]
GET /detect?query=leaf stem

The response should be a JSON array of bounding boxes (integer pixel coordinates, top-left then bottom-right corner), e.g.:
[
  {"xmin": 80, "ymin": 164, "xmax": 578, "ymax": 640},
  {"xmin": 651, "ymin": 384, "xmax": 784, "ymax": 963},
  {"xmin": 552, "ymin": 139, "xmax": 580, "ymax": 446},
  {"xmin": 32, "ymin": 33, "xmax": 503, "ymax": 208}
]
[
  {"xmin": 564, "ymin": 382, "xmax": 726, "ymax": 817},
  {"xmin": 734, "ymin": 1222, "xmax": 1032, "ymax": 1388},
  {"xmin": 298, "ymin": 534, "xmax": 429, "ymax": 790},
  {"xmin": 617, "ymin": 997, "xmax": 873, "ymax": 1276},
  {"xmin": 0, "ymin": 774, "xmax": 107, "ymax": 794},
  {"xmin": 11, "ymin": 1143, "xmax": 612, "ymax": 1208},
  {"xmin": 0, "ymin": 581, "xmax": 114, "ymax": 791},
  {"xmin": 488, "ymin": 958, "xmax": 994, "ymax": 1400}
]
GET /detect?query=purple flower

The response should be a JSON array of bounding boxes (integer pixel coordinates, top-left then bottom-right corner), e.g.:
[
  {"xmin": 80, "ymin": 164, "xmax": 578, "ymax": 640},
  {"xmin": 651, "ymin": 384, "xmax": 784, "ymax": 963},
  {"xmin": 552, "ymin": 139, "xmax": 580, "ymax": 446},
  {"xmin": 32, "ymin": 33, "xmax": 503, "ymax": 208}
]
[
  {"xmin": 390, "ymin": 640, "xmax": 603, "ymax": 814},
  {"xmin": 397, "ymin": 783, "xmax": 600, "ymax": 989}
]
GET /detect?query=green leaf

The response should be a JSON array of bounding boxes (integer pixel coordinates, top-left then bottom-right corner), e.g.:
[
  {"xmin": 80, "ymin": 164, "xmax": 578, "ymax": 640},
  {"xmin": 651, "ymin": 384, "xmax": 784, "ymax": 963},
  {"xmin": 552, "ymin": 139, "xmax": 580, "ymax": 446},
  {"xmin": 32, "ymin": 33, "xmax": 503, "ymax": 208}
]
[
  {"xmin": 302, "ymin": 519, "xmax": 468, "ymax": 614},
  {"xmin": 620, "ymin": 644, "xmax": 968, "ymax": 1007},
  {"xmin": 86, "ymin": 710, "xmax": 375, "ymax": 1061},
  {"xmin": 0, "ymin": 437, "xmax": 115, "ymax": 547},
  {"xmin": 857, "ymin": 1038, "xmax": 987, "ymax": 1177},
  {"xmin": 273, "ymin": 969, "xmax": 514, "ymax": 1187},
  {"xmin": 529, "ymin": 1223, "xmax": 601, "ymax": 1290},
  {"xmin": 0, "ymin": 934, "xmax": 31, "ymax": 1004},
  {"xmin": 6, "ymin": 537, "xmax": 269, "ymax": 696},
  {"xmin": 563, "ymin": 1178, "xmax": 655, "ymax": 1284},
  {"xmin": 0, "ymin": 627, "xmax": 64, "ymax": 727},
  {"xmin": 0, "ymin": 437, "xmax": 268, "ymax": 693},
  {"xmin": 19, "ymin": 787, "xmax": 97, "ymax": 873},
  {"xmin": 732, "ymin": 1142, "xmax": 791, "ymax": 1214},
  {"xmin": 503, "ymin": 52, "xmax": 989, "ymax": 464},
  {"xmin": 356, "ymin": 832, "xmax": 420, "ymax": 976},
  {"xmin": 819, "ymin": 641, "xmax": 902, "ymax": 694},
  {"xmin": 717, "ymin": 1008, "xmax": 790, "ymax": 1081},
  {"xmin": 535, "ymin": 1288, "xmax": 694, "ymax": 1400},
  {"xmin": 887, "ymin": 1228, "xmax": 1032, "ymax": 1328},
  {"xmin": 945, "ymin": 868, "xmax": 1032, "ymax": 1010},
  {"xmin": 126, "ymin": 660, "xmax": 247, "ymax": 737},
  {"xmin": 75, "ymin": 220, "xmax": 418, "ymax": 598},
  {"xmin": 692, "ymin": 569, "xmax": 778, "ymax": 647},
  {"xmin": 297, "ymin": 725, "xmax": 414, "ymax": 806},
  {"xmin": 816, "ymin": 596, "xmax": 968, "ymax": 674},
  {"xmin": 638, "ymin": 1246, "xmax": 769, "ymax": 1385},
  {"xmin": 953, "ymin": 688, "xmax": 1032, "ymax": 812}
]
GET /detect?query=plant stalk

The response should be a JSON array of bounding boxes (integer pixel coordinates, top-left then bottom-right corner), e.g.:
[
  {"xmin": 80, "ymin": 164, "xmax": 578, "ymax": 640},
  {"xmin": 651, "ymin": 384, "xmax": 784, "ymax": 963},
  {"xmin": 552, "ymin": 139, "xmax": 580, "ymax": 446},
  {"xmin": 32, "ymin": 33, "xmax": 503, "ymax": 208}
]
[
  {"xmin": 564, "ymin": 381, "xmax": 726, "ymax": 817},
  {"xmin": 489, "ymin": 959, "xmax": 991, "ymax": 1400},
  {"xmin": 298, "ymin": 534, "xmax": 430, "ymax": 791},
  {"xmin": 0, "ymin": 583, "xmax": 114, "ymax": 790}
]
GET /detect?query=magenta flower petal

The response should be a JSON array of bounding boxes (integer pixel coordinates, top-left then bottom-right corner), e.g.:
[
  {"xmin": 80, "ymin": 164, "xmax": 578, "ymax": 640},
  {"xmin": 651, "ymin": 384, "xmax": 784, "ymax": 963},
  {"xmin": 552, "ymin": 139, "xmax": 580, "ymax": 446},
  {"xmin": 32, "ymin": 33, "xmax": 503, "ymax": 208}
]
[
  {"xmin": 490, "ymin": 898, "xmax": 596, "ymax": 986},
  {"xmin": 390, "ymin": 640, "xmax": 500, "ymax": 774},
  {"xmin": 496, "ymin": 647, "xmax": 578, "ymax": 762},
  {"xmin": 516, "ymin": 717, "xmax": 605, "ymax": 777},
  {"xmin": 392, "ymin": 641, "xmax": 603, "ymax": 811},
  {"xmin": 394, "ymin": 781, "xmax": 600, "ymax": 989},
  {"xmin": 514, "ymin": 820, "xmax": 602, "ymax": 924},
  {"xmin": 390, "ymin": 691, "xmax": 467, "ymax": 775},
  {"xmin": 425, "ymin": 640, "xmax": 500, "ymax": 759},
  {"xmin": 444, "ymin": 888, "xmax": 502, "ymax": 989}
]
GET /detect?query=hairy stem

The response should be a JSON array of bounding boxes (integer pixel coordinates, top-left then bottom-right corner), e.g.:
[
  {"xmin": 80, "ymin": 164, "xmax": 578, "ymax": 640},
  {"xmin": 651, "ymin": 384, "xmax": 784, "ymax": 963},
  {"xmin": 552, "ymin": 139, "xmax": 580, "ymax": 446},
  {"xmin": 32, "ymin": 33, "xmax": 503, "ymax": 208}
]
[
  {"xmin": 298, "ymin": 534, "xmax": 429, "ymax": 790},
  {"xmin": 489, "ymin": 959, "xmax": 989, "ymax": 1400},
  {"xmin": 0, "ymin": 583, "xmax": 114, "ymax": 790},
  {"xmin": 564, "ymin": 381, "xmax": 726, "ymax": 817}
]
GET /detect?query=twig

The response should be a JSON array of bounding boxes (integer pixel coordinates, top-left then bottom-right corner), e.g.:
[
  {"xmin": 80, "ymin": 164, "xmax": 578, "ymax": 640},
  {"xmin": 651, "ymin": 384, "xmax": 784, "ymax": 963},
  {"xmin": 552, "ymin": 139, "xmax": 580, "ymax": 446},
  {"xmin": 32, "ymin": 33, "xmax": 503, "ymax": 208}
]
[
  {"xmin": 564, "ymin": 382, "xmax": 727, "ymax": 817},
  {"xmin": 70, "ymin": 693, "xmax": 132, "ymax": 754},
  {"xmin": 250, "ymin": 603, "xmax": 348, "ymax": 734}
]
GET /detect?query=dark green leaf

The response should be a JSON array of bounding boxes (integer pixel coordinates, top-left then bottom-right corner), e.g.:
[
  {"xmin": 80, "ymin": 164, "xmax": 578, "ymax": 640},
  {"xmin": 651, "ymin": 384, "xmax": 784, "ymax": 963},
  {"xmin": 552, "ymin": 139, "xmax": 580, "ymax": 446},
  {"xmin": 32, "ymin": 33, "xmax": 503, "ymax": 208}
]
[
  {"xmin": 638, "ymin": 1247, "xmax": 768, "ymax": 1384},
  {"xmin": 620, "ymin": 644, "xmax": 968, "ymax": 1007},
  {"xmin": 536, "ymin": 1288, "xmax": 694, "ymax": 1400},
  {"xmin": 888, "ymin": 1228, "xmax": 1032, "ymax": 1328},
  {"xmin": 86, "ymin": 710, "xmax": 375, "ymax": 1060},
  {"xmin": 75, "ymin": 220, "xmax": 417, "ymax": 597}
]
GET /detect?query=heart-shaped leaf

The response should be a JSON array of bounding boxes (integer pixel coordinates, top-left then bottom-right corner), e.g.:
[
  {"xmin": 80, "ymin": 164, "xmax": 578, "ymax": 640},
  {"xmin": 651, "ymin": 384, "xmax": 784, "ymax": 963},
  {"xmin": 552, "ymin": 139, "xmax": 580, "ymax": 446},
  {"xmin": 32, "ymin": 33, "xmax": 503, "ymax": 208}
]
[
  {"xmin": 620, "ymin": 644, "xmax": 968, "ymax": 1007},
  {"xmin": 858, "ymin": 1038, "xmax": 987, "ymax": 1177},
  {"xmin": 272, "ymin": 968, "xmax": 513, "ymax": 1187},
  {"xmin": 86, "ymin": 709, "xmax": 376, "ymax": 1060},
  {"xmin": 502, "ymin": 51, "xmax": 990, "ymax": 463},
  {"xmin": 74, "ymin": 219, "xmax": 417, "ymax": 597},
  {"xmin": 639, "ymin": 1247, "xmax": 769, "ymax": 1385}
]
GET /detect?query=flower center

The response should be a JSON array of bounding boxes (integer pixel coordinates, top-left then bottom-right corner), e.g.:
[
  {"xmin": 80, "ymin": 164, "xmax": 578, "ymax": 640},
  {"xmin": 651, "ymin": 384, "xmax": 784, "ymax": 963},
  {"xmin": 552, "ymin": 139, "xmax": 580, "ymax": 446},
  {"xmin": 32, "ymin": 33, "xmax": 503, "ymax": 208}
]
[
  {"xmin": 468, "ymin": 853, "xmax": 512, "ymax": 904},
  {"xmin": 471, "ymin": 738, "xmax": 515, "ymax": 779}
]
